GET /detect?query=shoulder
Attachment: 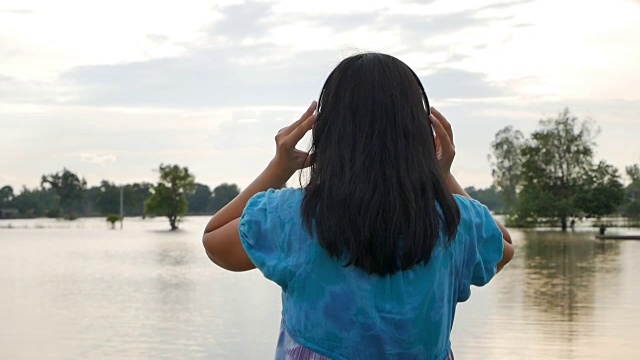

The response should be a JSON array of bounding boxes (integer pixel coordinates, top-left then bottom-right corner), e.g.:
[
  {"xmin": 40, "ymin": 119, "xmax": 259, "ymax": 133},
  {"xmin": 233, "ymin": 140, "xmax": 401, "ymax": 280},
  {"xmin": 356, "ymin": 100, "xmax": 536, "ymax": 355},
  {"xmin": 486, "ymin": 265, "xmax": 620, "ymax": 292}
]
[
  {"xmin": 452, "ymin": 194, "xmax": 500, "ymax": 232},
  {"xmin": 240, "ymin": 188, "xmax": 307, "ymax": 289},
  {"xmin": 241, "ymin": 187, "xmax": 305, "ymax": 235},
  {"xmin": 452, "ymin": 194, "xmax": 494, "ymax": 227},
  {"xmin": 452, "ymin": 194, "xmax": 487, "ymax": 214},
  {"xmin": 451, "ymin": 194, "xmax": 504, "ymax": 292},
  {"xmin": 245, "ymin": 188, "xmax": 304, "ymax": 213}
]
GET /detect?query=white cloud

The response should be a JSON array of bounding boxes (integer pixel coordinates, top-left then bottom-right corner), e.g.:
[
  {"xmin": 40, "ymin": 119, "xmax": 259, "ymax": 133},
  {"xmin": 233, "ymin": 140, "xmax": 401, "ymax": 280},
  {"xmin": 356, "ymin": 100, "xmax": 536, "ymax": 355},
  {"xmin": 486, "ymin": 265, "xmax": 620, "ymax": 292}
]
[
  {"xmin": 0, "ymin": 0, "xmax": 215, "ymax": 80},
  {"xmin": 1, "ymin": 0, "xmax": 639, "ymax": 190},
  {"xmin": 79, "ymin": 153, "xmax": 117, "ymax": 165},
  {"xmin": 0, "ymin": 9, "xmax": 35, "ymax": 15}
]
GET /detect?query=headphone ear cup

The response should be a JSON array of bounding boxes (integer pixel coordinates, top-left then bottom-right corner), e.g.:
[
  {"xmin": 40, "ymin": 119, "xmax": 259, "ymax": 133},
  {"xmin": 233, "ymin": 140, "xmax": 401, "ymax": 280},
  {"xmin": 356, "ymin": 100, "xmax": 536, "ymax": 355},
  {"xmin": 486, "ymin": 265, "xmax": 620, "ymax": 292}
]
[{"xmin": 407, "ymin": 68, "xmax": 430, "ymax": 114}]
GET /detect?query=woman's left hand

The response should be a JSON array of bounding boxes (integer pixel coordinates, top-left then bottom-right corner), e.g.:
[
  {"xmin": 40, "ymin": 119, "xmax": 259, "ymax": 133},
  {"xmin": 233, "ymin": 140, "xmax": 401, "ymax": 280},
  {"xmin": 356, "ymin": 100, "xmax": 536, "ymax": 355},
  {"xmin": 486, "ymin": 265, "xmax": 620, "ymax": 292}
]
[
  {"xmin": 429, "ymin": 106, "xmax": 455, "ymax": 175},
  {"xmin": 270, "ymin": 101, "xmax": 317, "ymax": 178}
]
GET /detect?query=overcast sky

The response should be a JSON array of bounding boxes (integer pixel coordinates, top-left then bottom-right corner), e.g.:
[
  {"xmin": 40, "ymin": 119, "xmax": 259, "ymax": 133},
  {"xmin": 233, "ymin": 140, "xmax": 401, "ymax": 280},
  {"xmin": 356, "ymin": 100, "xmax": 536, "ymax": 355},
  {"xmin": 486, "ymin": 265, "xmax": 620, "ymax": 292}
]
[{"xmin": 1, "ymin": 0, "xmax": 639, "ymax": 191}]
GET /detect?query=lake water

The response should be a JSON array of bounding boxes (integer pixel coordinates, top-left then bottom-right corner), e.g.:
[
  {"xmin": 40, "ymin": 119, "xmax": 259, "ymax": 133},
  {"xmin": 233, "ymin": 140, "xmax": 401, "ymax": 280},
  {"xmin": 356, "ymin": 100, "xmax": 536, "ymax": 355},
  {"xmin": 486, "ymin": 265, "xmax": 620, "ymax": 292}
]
[{"xmin": 1, "ymin": 217, "xmax": 639, "ymax": 359}]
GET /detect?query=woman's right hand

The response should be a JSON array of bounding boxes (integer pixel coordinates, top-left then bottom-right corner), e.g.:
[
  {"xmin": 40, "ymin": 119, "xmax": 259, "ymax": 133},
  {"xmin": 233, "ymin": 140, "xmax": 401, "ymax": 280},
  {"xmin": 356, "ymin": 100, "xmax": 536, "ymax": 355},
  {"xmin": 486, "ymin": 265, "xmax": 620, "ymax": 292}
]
[
  {"xmin": 429, "ymin": 107, "xmax": 515, "ymax": 272},
  {"xmin": 270, "ymin": 101, "xmax": 317, "ymax": 179},
  {"xmin": 429, "ymin": 107, "xmax": 455, "ymax": 175}
]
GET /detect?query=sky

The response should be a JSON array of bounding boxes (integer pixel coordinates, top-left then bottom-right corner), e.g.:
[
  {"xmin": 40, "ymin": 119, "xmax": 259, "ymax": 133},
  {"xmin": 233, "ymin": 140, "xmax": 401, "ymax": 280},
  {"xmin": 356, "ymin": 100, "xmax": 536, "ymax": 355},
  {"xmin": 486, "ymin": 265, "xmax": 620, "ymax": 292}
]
[{"xmin": 1, "ymin": 0, "xmax": 639, "ymax": 191}]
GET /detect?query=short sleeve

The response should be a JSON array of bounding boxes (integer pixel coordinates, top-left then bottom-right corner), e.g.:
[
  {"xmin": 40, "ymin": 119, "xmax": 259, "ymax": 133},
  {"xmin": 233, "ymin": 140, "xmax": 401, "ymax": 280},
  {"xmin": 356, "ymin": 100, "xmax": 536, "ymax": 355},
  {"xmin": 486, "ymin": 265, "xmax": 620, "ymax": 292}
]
[
  {"xmin": 239, "ymin": 188, "xmax": 303, "ymax": 291},
  {"xmin": 454, "ymin": 195, "xmax": 504, "ymax": 302}
]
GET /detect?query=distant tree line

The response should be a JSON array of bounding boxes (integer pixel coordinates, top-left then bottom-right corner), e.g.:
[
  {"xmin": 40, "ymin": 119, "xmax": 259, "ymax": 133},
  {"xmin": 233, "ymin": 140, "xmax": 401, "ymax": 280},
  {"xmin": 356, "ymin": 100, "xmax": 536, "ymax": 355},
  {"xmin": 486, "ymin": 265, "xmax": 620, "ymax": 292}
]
[
  {"xmin": 4, "ymin": 110, "xmax": 638, "ymax": 232},
  {"xmin": 464, "ymin": 186, "xmax": 506, "ymax": 213},
  {"xmin": 0, "ymin": 164, "xmax": 240, "ymax": 229},
  {"xmin": 489, "ymin": 108, "xmax": 639, "ymax": 229}
]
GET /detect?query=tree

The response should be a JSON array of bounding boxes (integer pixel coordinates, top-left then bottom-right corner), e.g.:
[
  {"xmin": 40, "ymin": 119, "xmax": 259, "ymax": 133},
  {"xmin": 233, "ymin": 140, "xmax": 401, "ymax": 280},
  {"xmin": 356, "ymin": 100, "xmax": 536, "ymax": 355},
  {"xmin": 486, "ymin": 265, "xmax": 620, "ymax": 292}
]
[
  {"xmin": 626, "ymin": 164, "xmax": 640, "ymax": 202},
  {"xmin": 464, "ymin": 186, "xmax": 505, "ymax": 213},
  {"xmin": 12, "ymin": 186, "xmax": 58, "ymax": 218},
  {"xmin": 145, "ymin": 164, "xmax": 195, "ymax": 230},
  {"xmin": 623, "ymin": 164, "xmax": 640, "ymax": 220},
  {"xmin": 210, "ymin": 183, "xmax": 240, "ymax": 213},
  {"xmin": 125, "ymin": 182, "xmax": 153, "ymax": 217},
  {"xmin": 41, "ymin": 168, "xmax": 87, "ymax": 219},
  {"xmin": 576, "ymin": 161, "xmax": 625, "ymax": 219},
  {"xmin": 491, "ymin": 109, "xmax": 625, "ymax": 230},
  {"xmin": 83, "ymin": 185, "xmax": 102, "ymax": 216},
  {"xmin": 95, "ymin": 181, "xmax": 121, "ymax": 215},
  {"xmin": 625, "ymin": 201, "xmax": 640, "ymax": 220},
  {"xmin": 90, "ymin": 181, "xmax": 152, "ymax": 217},
  {"xmin": 519, "ymin": 109, "xmax": 596, "ymax": 229},
  {"xmin": 626, "ymin": 164, "xmax": 640, "ymax": 183},
  {"xmin": 0, "ymin": 185, "xmax": 14, "ymax": 207},
  {"xmin": 489, "ymin": 126, "xmax": 524, "ymax": 211},
  {"xmin": 187, "ymin": 183, "xmax": 212, "ymax": 214},
  {"xmin": 106, "ymin": 214, "xmax": 121, "ymax": 229}
]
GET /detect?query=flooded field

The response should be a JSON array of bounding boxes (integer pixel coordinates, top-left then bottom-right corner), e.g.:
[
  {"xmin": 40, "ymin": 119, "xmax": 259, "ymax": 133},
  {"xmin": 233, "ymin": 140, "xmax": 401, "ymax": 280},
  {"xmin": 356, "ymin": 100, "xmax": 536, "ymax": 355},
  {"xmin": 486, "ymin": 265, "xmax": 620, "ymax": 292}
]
[{"xmin": 1, "ymin": 217, "xmax": 639, "ymax": 359}]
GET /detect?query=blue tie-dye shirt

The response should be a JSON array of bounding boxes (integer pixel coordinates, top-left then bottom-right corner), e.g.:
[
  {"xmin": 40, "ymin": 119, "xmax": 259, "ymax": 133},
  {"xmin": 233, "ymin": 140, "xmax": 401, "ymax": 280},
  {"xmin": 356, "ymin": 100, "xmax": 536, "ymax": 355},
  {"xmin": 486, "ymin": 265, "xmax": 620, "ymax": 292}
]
[{"xmin": 240, "ymin": 188, "xmax": 504, "ymax": 360}]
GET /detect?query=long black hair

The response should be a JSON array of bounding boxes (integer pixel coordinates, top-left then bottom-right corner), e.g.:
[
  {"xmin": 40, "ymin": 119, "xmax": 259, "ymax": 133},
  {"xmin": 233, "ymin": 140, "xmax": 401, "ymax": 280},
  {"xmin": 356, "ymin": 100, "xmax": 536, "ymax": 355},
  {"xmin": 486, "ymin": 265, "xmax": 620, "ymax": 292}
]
[{"xmin": 301, "ymin": 53, "xmax": 461, "ymax": 276}]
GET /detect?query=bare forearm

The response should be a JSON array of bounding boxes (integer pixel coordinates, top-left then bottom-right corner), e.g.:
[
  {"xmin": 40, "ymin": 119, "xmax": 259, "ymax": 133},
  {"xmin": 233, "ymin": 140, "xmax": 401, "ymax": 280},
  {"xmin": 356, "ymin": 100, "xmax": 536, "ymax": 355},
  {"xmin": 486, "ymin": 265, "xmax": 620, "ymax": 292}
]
[
  {"xmin": 430, "ymin": 109, "xmax": 513, "ymax": 272},
  {"xmin": 204, "ymin": 161, "xmax": 291, "ymax": 233},
  {"xmin": 446, "ymin": 174, "xmax": 514, "ymax": 271},
  {"xmin": 201, "ymin": 102, "xmax": 317, "ymax": 270},
  {"xmin": 445, "ymin": 173, "xmax": 470, "ymax": 198}
]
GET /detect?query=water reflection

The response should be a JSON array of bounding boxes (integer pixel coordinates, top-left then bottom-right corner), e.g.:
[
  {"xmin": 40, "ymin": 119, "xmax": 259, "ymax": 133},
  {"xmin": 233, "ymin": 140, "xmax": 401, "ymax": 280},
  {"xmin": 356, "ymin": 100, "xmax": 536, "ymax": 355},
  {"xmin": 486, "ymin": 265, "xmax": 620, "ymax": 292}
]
[
  {"xmin": 516, "ymin": 231, "xmax": 626, "ymax": 360},
  {"xmin": 154, "ymin": 235, "xmax": 193, "ymax": 268},
  {"xmin": 522, "ymin": 231, "xmax": 620, "ymax": 320},
  {"xmin": 151, "ymin": 235, "xmax": 198, "ymax": 341},
  {"xmin": 2, "ymin": 218, "xmax": 639, "ymax": 359}
]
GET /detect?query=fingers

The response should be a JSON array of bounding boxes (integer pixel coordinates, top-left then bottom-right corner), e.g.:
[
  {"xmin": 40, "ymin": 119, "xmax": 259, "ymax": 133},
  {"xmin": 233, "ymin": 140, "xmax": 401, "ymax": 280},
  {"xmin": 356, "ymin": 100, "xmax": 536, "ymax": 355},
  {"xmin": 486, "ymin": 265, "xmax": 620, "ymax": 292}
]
[
  {"xmin": 287, "ymin": 112, "xmax": 316, "ymax": 145},
  {"xmin": 294, "ymin": 149, "xmax": 315, "ymax": 169},
  {"xmin": 299, "ymin": 101, "xmax": 318, "ymax": 122},
  {"xmin": 278, "ymin": 101, "xmax": 317, "ymax": 147},
  {"xmin": 429, "ymin": 114, "xmax": 454, "ymax": 152},
  {"xmin": 434, "ymin": 134, "xmax": 443, "ymax": 160},
  {"xmin": 280, "ymin": 101, "xmax": 317, "ymax": 137},
  {"xmin": 430, "ymin": 107, "xmax": 453, "ymax": 145}
]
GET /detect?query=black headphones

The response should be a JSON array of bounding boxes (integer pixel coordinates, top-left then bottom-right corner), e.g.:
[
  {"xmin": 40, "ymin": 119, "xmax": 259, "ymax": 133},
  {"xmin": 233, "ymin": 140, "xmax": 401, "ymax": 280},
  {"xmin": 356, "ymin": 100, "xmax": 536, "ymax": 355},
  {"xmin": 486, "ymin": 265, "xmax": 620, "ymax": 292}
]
[{"xmin": 408, "ymin": 68, "xmax": 431, "ymax": 116}]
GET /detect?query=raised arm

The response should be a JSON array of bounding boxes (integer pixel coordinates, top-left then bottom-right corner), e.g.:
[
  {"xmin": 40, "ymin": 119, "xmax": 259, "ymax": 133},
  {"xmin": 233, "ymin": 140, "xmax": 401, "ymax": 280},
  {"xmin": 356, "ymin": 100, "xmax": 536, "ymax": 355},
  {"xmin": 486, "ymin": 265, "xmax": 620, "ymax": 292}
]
[
  {"xmin": 202, "ymin": 101, "xmax": 317, "ymax": 271},
  {"xmin": 444, "ymin": 174, "xmax": 514, "ymax": 272},
  {"xmin": 429, "ymin": 107, "xmax": 514, "ymax": 272}
]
